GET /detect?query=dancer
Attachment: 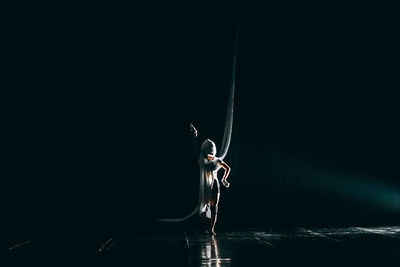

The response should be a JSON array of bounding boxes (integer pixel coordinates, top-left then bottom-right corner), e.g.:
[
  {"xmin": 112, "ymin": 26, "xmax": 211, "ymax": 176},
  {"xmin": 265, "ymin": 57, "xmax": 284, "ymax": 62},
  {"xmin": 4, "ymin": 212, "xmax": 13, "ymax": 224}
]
[
  {"xmin": 157, "ymin": 26, "xmax": 238, "ymax": 227},
  {"xmin": 190, "ymin": 123, "xmax": 230, "ymax": 235}
]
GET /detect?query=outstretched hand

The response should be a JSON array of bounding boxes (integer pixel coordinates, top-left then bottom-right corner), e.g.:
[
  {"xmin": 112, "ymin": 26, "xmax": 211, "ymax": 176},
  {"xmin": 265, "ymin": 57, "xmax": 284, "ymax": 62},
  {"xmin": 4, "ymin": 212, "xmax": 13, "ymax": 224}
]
[{"xmin": 189, "ymin": 123, "xmax": 198, "ymax": 137}]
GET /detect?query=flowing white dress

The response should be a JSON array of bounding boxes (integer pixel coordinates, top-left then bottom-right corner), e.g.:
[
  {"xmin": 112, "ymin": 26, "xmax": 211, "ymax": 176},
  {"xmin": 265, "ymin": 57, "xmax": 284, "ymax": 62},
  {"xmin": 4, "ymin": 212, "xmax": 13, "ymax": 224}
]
[{"xmin": 198, "ymin": 156, "xmax": 222, "ymax": 218}]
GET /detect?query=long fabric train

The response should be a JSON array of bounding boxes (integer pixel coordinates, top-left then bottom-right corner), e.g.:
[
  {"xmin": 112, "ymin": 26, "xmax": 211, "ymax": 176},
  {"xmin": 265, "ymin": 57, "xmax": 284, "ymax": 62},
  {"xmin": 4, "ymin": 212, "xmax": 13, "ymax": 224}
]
[{"xmin": 158, "ymin": 26, "xmax": 239, "ymax": 223}]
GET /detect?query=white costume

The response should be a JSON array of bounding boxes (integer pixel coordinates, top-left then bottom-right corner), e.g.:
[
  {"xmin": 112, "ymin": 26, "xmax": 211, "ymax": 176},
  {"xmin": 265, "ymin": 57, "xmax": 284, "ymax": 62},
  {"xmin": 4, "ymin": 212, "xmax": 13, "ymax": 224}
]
[
  {"xmin": 198, "ymin": 139, "xmax": 222, "ymax": 218},
  {"xmin": 157, "ymin": 26, "xmax": 238, "ymax": 223}
]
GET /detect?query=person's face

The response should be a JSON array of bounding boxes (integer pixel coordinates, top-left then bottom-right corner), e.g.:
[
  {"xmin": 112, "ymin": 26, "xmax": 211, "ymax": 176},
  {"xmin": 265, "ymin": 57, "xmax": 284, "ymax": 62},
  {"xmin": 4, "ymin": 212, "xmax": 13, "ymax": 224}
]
[{"xmin": 210, "ymin": 146, "xmax": 216, "ymax": 156}]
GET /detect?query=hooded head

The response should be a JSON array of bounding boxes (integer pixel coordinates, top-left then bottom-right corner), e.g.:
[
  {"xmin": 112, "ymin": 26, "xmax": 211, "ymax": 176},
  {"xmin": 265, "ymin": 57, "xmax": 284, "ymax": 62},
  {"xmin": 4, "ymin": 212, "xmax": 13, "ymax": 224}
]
[{"xmin": 200, "ymin": 139, "xmax": 217, "ymax": 157}]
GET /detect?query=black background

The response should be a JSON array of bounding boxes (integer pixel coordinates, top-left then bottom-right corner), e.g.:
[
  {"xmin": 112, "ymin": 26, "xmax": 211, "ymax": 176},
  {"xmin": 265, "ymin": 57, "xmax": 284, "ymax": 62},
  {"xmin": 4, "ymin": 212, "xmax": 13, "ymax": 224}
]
[{"xmin": 3, "ymin": 1, "xmax": 399, "ymax": 239}]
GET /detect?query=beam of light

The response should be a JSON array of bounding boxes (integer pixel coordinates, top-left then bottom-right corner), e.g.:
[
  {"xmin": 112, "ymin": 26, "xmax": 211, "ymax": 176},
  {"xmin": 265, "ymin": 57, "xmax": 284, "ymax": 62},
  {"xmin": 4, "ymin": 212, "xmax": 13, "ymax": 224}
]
[
  {"xmin": 297, "ymin": 158, "xmax": 400, "ymax": 213},
  {"xmin": 243, "ymin": 145, "xmax": 400, "ymax": 214}
]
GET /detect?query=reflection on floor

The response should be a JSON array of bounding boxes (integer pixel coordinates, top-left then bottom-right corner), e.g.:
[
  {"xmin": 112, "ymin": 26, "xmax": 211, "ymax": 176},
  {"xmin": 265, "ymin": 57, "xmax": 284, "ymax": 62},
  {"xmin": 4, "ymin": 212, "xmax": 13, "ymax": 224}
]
[{"xmin": 1, "ymin": 226, "xmax": 400, "ymax": 266}]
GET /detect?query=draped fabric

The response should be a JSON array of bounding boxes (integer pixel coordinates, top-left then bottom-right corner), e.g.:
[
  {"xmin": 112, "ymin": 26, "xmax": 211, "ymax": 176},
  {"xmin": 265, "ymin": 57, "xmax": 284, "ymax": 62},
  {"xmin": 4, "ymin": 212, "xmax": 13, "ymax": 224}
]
[
  {"xmin": 219, "ymin": 26, "xmax": 239, "ymax": 161},
  {"xmin": 158, "ymin": 26, "xmax": 239, "ymax": 223}
]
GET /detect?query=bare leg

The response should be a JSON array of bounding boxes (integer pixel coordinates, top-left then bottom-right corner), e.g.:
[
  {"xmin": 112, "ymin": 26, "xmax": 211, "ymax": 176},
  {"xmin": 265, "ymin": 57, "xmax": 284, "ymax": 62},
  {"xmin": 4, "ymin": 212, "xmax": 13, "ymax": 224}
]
[{"xmin": 209, "ymin": 193, "xmax": 220, "ymax": 235}]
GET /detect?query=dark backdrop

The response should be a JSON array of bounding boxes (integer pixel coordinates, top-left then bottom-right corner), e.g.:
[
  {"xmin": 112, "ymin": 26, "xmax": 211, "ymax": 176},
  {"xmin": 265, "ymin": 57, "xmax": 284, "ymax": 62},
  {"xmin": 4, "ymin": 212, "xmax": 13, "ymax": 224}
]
[{"xmin": 3, "ymin": 2, "xmax": 399, "ymax": 239}]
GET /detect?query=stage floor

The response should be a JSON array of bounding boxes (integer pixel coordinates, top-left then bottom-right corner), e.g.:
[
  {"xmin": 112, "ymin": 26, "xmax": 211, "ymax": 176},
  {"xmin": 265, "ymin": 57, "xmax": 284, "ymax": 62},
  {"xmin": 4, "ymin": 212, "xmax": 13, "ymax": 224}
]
[{"xmin": 1, "ymin": 226, "xmax": 400, "ymax": 266}]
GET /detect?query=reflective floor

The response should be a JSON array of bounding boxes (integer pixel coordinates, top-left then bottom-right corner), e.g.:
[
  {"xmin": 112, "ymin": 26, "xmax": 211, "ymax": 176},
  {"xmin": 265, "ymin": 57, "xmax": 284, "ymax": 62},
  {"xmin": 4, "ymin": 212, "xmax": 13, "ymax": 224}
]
[{"xmin": 2, "ymin": 226, "xmax": 400, "ymax": 266}]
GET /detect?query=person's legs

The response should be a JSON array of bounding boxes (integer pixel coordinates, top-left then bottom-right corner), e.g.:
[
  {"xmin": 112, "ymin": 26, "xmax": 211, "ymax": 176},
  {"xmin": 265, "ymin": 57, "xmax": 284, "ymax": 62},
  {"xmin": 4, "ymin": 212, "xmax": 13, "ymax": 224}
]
[{"xmin": 209, "ymin": 193, "xmax": 220, "ymax": 235}]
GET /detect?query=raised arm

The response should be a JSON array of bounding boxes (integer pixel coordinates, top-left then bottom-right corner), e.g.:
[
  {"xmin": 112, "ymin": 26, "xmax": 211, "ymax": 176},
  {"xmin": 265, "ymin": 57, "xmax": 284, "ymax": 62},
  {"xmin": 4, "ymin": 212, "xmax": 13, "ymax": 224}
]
[
  {"xmin": 189, "ymin": 123, "xmax": 200, "ymax": 155},
  {"xmin": 189, "ymin": 123, "xmax": 198, "ymax": 138}
]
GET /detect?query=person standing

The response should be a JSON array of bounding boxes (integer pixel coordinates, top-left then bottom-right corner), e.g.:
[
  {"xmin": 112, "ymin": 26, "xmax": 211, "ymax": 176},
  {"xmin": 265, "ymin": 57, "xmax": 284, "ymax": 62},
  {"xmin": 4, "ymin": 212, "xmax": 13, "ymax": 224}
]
[{"xmin": 190, "ymin": 123, "xmax": 230, "ymax": 235}]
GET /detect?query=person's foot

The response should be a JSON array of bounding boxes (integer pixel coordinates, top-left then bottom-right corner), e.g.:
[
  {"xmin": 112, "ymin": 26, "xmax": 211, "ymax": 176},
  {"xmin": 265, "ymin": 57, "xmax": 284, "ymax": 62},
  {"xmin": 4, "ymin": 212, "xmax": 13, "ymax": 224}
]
[{"xmin": 210, "ymin": 229, "xmax": 216, "ymax": 236}]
